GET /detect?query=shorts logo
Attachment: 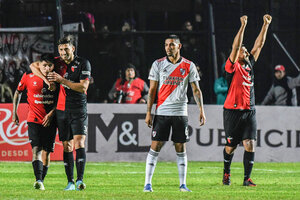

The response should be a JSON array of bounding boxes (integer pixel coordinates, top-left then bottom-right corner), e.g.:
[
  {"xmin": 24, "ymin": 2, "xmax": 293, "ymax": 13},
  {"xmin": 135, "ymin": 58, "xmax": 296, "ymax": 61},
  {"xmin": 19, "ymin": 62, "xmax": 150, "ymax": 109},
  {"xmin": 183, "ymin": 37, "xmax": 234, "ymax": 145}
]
[
  {"xmin": 227, "ymin": 136, "xmax": 233, "ymax": 144},
  {"xmin": 185, "ymin": 127, "xmax": 189, "ymax": 139},
  {"xmin": 180, "ymin": 68, "xmax": 186, "ymax": 75},
  {"xmin": 152, "ymin": 131, "xmax": 157, "ymax": 137},
  {"xmin": 83, "ymin": 125, "xmax": 88, "ymax": 134}
]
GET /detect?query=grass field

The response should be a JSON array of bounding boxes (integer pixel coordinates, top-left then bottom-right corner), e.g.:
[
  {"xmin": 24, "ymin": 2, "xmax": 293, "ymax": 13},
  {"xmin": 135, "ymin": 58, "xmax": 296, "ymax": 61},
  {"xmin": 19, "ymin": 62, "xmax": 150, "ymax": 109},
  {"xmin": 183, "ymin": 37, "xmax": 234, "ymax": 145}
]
[{"xmin": 0, "ymin": 161, "xmax": 300, "ymax": 200}]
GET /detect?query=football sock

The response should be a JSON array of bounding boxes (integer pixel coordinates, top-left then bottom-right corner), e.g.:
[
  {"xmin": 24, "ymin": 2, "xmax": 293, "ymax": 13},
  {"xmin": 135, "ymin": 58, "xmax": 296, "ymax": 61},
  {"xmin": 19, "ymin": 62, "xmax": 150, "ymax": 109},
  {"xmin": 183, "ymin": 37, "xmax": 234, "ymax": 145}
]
[
  {"xmin": 32, "ymin": 160, "xmax": 43, "ymax": 181},
  {"xmin": 176, "ymin": 152, "xmax": 187, "ymax": 186},
  {"xmin": 63, "ymin": 152, "xmax": 74, "ymax": 183},
  {"xmin": 42, "ymin": 166, "xmax": 49, "ymax": 181},
  {"xmin": 243, "ymin": 151, "xmax": 255, "ymax": 180},
  {"xmin": 223, "ymin": 148, "xmax": 234, "ymax": 174},
  {"xmin": 145, "ymin": 149, "xmax": 159, "ymax": 186},
  {"xmin": 76, "ymin": 148, "xmax": 86, "ymax": 181}
]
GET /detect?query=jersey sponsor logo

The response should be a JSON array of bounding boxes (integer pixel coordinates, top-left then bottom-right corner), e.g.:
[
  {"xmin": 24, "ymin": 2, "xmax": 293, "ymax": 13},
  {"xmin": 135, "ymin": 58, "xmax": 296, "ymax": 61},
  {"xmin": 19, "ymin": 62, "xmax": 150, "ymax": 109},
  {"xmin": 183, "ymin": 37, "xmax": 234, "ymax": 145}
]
[
  {"xmin": 34, "ymin": 100, "xmax": 54, "ymax": 104},
  {"xmin": 163, "ymin": 76, "xmax": 184, "ymax": 86},
  {"xmin": 81, "ymin": 71, "xmax": 91, "ymax": 75},
  {"xmin": 33, "ymin": 94, "xmax": 54, "ymax": 98}
]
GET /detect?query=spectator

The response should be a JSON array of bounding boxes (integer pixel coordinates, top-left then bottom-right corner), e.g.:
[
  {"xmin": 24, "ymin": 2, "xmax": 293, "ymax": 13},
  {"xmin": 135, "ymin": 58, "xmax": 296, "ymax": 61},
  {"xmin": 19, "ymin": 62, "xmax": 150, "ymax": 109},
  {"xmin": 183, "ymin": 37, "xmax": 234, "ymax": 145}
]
[
  {"xmin": 261, "ymin": 64, "xmax": 300, "ymax": 106},
  {"xmin": 108, "ymin": 63, "xmax": 148, "ymax": 103},
  {"xmin": 214, "ymin": 63, "xmax": 228, "ymax": 105}
]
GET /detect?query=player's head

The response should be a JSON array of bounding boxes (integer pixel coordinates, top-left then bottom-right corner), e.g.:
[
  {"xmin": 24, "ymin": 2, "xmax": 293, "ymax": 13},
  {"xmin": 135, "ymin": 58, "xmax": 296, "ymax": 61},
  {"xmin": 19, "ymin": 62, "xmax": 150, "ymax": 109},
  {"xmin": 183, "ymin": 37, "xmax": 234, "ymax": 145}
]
[
  {"xmin": 274, "ymin": 64, "xmax": 286, "ymax": 80},
  {"xmin": 40, "ymin": 53, "xmax": 55, "ymax": 76},
  {"xmin": 124, "ymin": 63, "xmax": 137, "ymax": 80},
  {"xmin": 238, "ymin": 44, "xmax": 250, "ymax": 64},
  {"xmin": 165, "ymin": 34, "xmax": 182, "ymax": 58},
  {"xmin": 58, "ymin": 35, "xmax": 75, "ymax": 63}
]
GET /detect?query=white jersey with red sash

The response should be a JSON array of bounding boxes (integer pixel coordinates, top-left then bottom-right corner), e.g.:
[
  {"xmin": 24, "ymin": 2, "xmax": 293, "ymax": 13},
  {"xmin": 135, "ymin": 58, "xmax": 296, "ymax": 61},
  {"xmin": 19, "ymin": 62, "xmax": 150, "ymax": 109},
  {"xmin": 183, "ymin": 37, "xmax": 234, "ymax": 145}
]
[{"xmin": 148, "ymin": 56, "xmax": 200, "ymax": 116}]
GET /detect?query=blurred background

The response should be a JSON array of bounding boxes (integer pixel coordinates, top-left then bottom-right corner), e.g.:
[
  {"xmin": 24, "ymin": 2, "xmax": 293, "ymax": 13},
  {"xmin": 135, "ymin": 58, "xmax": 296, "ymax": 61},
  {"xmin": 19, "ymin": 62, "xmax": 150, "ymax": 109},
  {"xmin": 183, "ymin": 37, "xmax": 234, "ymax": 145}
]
[{"xmin": 0, "ymin": 0, "xmax": 299, "ymax": 105}]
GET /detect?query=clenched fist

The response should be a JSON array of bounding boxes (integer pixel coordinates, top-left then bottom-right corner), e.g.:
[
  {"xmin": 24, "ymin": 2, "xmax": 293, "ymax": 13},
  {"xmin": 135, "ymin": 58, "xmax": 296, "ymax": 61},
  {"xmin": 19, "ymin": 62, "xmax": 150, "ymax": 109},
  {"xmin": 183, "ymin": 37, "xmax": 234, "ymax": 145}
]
[
  {"xmin": 240, "ymin": 15, "xmax": 248, "ymax": 26},
  {"xmin": 263, "ymin": 14, "xmax": 272, "ymax": 24}
]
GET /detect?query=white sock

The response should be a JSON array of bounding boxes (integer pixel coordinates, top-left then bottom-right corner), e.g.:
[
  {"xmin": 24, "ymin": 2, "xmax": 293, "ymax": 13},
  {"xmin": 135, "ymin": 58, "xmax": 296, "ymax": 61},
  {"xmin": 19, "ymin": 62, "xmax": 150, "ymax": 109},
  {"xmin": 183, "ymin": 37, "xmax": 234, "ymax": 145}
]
[
  {"xmin": 176, "ymin": 152, "xmax": 187, "ymax": 186},
  {"xmin": 144, "ymin": 149, "xmax": 159, "ymax": 186}
]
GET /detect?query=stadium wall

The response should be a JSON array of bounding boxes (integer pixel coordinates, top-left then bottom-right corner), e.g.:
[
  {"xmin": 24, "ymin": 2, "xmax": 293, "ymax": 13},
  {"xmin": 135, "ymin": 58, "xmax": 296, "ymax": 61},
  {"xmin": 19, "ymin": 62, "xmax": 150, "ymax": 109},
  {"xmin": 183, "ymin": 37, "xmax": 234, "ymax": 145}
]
[{"xmin": 1, "ymin": 104, "xmax": 299, "ymax": 162}]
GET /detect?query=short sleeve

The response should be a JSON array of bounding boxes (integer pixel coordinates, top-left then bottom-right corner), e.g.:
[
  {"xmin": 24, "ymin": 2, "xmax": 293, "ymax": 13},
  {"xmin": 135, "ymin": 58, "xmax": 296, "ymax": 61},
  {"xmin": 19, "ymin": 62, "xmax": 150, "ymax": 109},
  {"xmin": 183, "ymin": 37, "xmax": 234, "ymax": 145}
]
[
  {"xmin": 17, "ymin": 73, "xmax": 27, "ymax": 92},
  {"xmin": 80, "ymin": 59, "xmax": 91, "ymax": 80},
  {"xmin": 148, "ymin": 61, "xmax": 159, "ymax": 81},
  {"xmin": 189, "ymin": 62, "xmax": 200, "ymax": 82},
  {"xmin": 225, "ymin": 58, "xmax": 236, "ymax": 73}
]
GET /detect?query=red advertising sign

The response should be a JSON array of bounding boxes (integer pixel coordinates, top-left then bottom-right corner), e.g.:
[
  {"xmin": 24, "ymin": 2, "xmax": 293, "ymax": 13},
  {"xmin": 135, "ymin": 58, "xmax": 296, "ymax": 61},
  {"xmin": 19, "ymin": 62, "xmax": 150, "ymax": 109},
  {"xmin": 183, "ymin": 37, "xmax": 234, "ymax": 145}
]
[{"xmin": 0, "ymin": 103, "xmax": 63, "ymax": 161}]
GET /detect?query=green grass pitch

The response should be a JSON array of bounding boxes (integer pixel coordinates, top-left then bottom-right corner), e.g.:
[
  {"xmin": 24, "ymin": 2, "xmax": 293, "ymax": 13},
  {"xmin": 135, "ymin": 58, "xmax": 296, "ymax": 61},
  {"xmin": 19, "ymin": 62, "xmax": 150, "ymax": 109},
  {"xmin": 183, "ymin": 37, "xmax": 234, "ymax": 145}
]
[{"xmin": 0, "ymin": 161, "xmax": 300, "ymax": 199}]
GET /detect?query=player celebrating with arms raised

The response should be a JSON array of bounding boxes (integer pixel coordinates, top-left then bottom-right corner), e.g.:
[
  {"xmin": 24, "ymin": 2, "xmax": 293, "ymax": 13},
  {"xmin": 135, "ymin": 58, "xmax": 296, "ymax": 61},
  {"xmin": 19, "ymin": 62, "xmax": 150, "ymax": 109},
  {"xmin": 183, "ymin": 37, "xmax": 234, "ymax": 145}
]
[
  {"xmin": 143, "ymin": 34, "xmax": 206, "ymax": 192},
  {"xmin": 222, "ymin": 15, "xmax": 272, "ymax": 186}
]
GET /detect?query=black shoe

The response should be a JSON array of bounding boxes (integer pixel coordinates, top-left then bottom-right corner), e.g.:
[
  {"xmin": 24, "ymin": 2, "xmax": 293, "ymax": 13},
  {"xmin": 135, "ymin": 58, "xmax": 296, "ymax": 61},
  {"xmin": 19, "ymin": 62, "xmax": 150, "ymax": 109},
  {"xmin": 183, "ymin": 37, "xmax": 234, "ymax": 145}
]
[
  {"xmin": 243, "ymin": 178, "xmax": 256, "ymax": 186},
  {"xmin": 223, "ymin": 173, "xmax": 231, "ymax": 185}
]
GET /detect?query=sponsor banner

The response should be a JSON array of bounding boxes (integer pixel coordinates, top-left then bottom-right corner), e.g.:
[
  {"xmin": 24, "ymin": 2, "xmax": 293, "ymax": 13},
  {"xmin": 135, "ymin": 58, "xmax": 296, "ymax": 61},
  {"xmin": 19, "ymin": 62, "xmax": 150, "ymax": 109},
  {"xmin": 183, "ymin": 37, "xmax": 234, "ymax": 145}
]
[
  {"xmin": 87, "ymin": 104, "xmax": 300, "ymax": 162},
  {"xmin": 0, "ymin": 103, "xmax": 63, "ymax": 161}
]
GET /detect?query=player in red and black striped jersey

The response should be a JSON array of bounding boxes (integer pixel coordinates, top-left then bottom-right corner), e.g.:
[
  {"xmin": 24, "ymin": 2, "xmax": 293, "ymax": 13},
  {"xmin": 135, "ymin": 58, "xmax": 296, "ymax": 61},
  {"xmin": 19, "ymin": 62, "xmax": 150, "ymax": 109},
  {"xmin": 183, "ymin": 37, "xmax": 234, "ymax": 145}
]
[
  {"xmin": 12, "ymin": 54, "xmax": 58, "ymax": 190},
  {"xmin": 30, "ymin": 35, "xmax": 90, "ymax": 191},
  {"xmin": 222, "ymin": 15, "xmax": 272, "ymax": 187}
]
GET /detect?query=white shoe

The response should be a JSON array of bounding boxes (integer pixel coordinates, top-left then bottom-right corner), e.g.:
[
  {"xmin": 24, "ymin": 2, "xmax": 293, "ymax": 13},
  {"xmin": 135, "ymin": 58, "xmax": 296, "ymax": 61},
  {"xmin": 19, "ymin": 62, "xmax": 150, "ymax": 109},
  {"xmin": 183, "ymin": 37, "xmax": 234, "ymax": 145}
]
[{"xmin": 34, "ymin": 180, "xmax": 45, "ymax": 190}]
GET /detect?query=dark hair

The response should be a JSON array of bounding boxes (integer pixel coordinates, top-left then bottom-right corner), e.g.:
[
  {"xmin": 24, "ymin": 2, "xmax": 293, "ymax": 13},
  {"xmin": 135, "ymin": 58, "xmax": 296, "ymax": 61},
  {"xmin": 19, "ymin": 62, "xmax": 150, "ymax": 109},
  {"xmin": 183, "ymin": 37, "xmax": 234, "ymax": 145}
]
[
  {"xmin": 166, "ymin": 34, "xmax": 181, "ymax": 43},
  {"xmin": 40, "ymin": 53, "xmax": 55, "ymax": 64},
  {"xmin": 58, "ymin": 35, "xmax": 75, "ymax": 46},
  {"xmin": 120, "ymin": 63, "xmax": 139, "ymax": 85}
]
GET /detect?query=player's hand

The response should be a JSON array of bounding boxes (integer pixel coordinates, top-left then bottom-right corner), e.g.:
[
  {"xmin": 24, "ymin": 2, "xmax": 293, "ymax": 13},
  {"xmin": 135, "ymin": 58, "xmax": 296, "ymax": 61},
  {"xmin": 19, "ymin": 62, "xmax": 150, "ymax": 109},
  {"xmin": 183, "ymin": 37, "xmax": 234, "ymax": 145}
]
[
  {"xmin": 47, "ymin": 72, "xmax": 64, "ymax": 84},
  {"xmin": 263, "ymin": 14, "xmax": 272, "ymax": 24},
  {"xmin": 139, "ymin": 99, "xmax": 146, "ymax": 104},
  {"xmin": 199, "ymin": 112, "xmax": 206, "ymax": 126},
  {"xmin": 145, "ymin": 112, "xmax": 153, "ymax": 128},
  {"xmin": 240, "ymin": 15, "xmax": 248, "ymax": 26},
  {"xmin": 42, "ymin": 112, "xmax": 53, "ymax": 127},
  {"xmin": 12, "ymin": 114, "xmax": 19, "ymax": 126}
]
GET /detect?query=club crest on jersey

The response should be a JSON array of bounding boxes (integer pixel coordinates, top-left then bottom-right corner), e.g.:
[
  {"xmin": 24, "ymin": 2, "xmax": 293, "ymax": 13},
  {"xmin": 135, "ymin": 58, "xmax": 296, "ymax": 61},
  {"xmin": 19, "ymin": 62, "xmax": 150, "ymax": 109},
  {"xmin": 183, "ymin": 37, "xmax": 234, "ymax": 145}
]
[
  {"xmin": 71, "ymin": 65, "xmax": 78, "ymax": 72},
  {"xmin": 33, "ymin": 81, "xmax": 37, "ymax": 86},
  {"xmin": 152, "ymin": 131, "xmax": 157, "ymax": 137},
  {"xmin": 180, "ymin": 68, "xmax": 186, "ymax": 75}
]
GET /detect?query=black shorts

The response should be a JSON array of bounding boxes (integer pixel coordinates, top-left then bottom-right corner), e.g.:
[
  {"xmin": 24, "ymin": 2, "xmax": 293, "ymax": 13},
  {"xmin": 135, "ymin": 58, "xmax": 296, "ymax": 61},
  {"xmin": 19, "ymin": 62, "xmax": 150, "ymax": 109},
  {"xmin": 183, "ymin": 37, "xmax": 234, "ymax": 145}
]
[
  {"xmin": 27, "ymin": 122, "xmax": 57, "ymax": 152},
  {"xmin": 152, "ymin": 115, "xmax": 189, "ymax": 143},
  {"xmin": 56, "ymin": 110, "xmax": 88, "ymax": 142},
  {"xmin": 223, "ymin": 109, "xmax": 257, "ymax": 147}
]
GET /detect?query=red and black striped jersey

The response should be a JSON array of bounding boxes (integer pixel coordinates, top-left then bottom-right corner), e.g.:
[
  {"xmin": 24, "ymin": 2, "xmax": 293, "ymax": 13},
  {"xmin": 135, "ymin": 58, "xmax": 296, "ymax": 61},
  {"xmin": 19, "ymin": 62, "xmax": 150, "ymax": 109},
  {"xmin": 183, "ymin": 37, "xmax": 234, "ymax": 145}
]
[
  {"xmin": 224, "ymin": 55, "xmax": 256, "ymax": 110},
  {"xmin": 17, "ymin": 73, "xmax": 58, "ymax": 124}
]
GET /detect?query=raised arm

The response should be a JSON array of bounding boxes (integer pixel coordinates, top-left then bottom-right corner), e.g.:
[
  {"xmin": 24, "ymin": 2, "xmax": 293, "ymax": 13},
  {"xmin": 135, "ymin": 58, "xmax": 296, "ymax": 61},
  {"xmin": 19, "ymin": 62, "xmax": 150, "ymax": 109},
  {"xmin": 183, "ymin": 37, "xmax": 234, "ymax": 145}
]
[
  {"xmin": 145, "ymin": 80, "xmax": 158, "ymax": 128},
  {"xmin": 250, "ymin": 14, "xmax": 272, "ymax": 61},
  {"xmin": 190, "ymin": 81, "xmax": 206, "ymax": 126},
  {"xmin": 229, "ymin": 15, "xmax": 248, "ymax": 63}
]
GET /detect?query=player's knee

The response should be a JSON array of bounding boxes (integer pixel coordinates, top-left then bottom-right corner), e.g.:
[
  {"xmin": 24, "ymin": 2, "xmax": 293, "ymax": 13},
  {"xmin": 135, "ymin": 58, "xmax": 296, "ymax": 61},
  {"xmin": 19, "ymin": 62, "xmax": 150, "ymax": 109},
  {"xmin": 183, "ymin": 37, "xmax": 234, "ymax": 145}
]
[
  {"xmin": 243, "ymin": 139, "xmax": 255, "ymax": 152},
  {"xmin": 174, "ymin": 143, "xmax": 186, "ymax": 152},
  {"xmin": 151, "ymin": 141, "xmax": 164, "ymax": 152},
  {"xmin": 225, "ymin": 145, "xmax": 236, "ymax": 154},
  {"xmin": 32, "ymin": 146, "xmax": 43, "ymax": 161},
  {"xmin": 63, "ymin": 141, "xmax": 73, "ymax": 152}
]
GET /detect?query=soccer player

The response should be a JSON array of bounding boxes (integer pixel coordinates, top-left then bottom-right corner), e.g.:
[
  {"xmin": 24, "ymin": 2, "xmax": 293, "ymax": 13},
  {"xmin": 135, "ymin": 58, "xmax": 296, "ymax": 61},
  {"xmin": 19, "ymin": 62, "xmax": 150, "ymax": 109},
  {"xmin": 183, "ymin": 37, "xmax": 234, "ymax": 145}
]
[
  {"xmin": 144, "ymin": 34, "xmax": 206, "ymax": 192},
  {"xmin": 222, "ymin": 15, "xmax": 272, "ymax": 186},
  {"xmin": 30, "ymin": 35, "xmax": 91, "ymax": 191},
  {"xmin": 12, "ymin": 54, "xmax": 57, "ymax": 190}
]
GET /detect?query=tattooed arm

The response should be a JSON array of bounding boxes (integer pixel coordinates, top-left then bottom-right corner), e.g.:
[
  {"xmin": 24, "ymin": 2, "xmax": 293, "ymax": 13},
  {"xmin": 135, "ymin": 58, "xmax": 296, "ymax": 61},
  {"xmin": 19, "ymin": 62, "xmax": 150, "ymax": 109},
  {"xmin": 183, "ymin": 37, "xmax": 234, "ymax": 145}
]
[
  {"xmin": 145, "ymin": 80, "xmax": 158, "ymax": 128},
  {"xmin": 190, "ymin": 81, "xmax": 206, "ymax": 126}
]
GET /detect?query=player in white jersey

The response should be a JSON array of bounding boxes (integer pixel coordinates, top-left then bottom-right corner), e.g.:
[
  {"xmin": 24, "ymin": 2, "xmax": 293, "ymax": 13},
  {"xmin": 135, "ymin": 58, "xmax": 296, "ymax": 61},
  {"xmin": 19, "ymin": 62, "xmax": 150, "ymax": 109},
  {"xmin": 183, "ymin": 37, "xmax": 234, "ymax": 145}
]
[{"xmin": 143, "ymin": 34, "xmax": 206, "ymax": 192}]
